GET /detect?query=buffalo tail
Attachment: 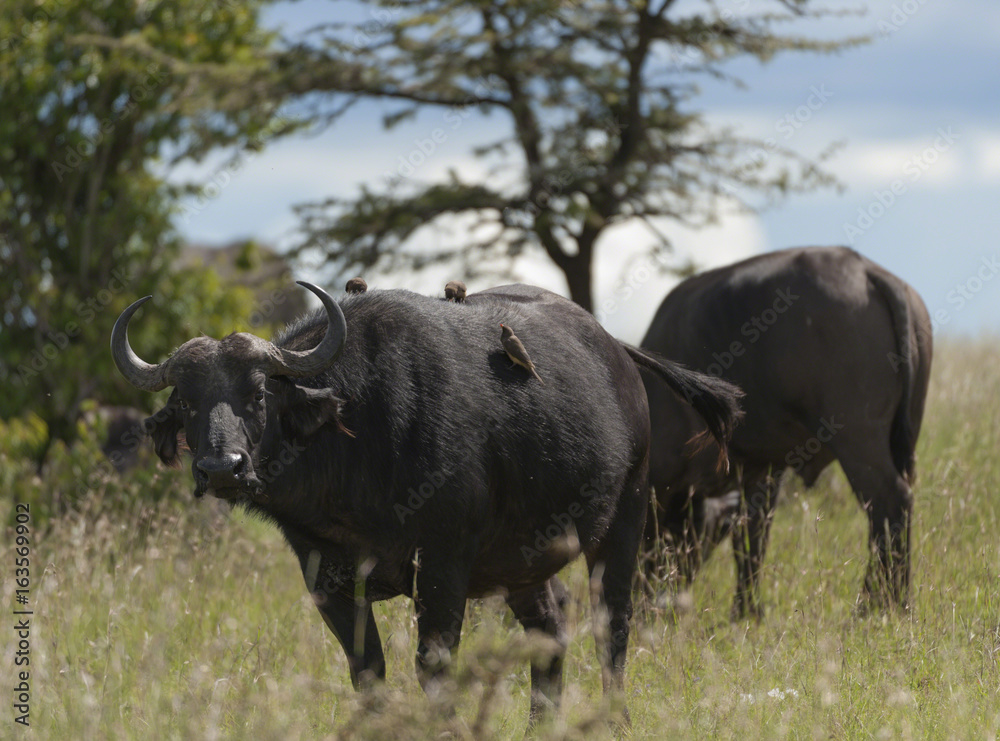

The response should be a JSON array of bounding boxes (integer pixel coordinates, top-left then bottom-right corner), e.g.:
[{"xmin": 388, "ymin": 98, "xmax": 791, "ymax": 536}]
[{"xmin": 623, "ymin": 344, "xmax": 744, "ymax": 472}]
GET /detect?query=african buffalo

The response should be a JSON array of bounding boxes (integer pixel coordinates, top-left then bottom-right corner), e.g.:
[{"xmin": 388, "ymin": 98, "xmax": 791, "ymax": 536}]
[
  {"xmin": 82, "ymin": 405, "xmax": 147, "ymax": 471},
  {"xmin": 641, "ymin": 247, "xmax": 932, "ymax": 617},
  {"xmin": 112, "ymin": 281, "xmax": 741, "ymax": 724}
]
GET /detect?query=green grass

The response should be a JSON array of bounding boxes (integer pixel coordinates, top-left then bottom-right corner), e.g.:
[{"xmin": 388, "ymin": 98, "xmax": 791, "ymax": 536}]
[{"xmin": 4, "ymin": 339, "xmax": 1000, "ymax": 739}]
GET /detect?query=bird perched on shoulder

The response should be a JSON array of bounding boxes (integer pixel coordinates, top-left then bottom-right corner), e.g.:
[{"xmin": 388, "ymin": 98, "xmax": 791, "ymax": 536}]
[
  {"xmin": 500, "ymin": 324, "xmax": 544, "ymax": 385},
  {"xmin": 444, "ymin": 281, "xmax": 467, "ymax": 302},
  {"xmin": 345, "ymin": 277, "xmax": 367, "ymax": 294}
]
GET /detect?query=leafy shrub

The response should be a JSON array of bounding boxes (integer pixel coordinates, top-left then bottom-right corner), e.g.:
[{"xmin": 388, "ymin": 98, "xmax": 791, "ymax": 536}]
[{"xmin": 2, "ymin": 410, "xmax": 192, "ymax": 530}]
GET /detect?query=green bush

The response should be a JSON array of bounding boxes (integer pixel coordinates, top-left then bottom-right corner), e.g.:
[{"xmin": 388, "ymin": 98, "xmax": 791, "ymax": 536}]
[
  {"xmin": 2, "ymin": 409, "xmax": 192, "ymax": 530},
  {"xmin": 0, "ymin": 413, "xmax": 48, "ymax": 460}
]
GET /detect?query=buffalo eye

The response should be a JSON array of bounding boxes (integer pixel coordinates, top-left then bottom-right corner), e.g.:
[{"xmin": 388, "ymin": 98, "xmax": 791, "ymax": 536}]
[
  {"xmin": 246, "ymin": 387, "xmax": 266, "ymax": 413},
  {"xmin": 178, "ymin": 399, "xmax": 189, "ymax": 412}
]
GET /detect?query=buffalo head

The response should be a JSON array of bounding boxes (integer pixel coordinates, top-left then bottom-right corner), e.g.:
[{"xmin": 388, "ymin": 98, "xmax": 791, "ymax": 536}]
[{"xmin": 111, "ymin": 282, "xmax": 347, "ymax": 499}]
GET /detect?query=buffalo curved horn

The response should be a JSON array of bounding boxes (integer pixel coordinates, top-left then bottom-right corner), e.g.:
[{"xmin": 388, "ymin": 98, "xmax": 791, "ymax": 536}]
[
  {"xmin": 111, "ymin": 296, "xmax": 170, "ymax": 392},
  {"xmin": 266, "ymin": 281, "xmax": 347, "ymax": 377}
]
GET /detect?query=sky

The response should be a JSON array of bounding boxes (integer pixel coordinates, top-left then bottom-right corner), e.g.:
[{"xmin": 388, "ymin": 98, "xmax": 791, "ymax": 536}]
[{"xmin": 171, "ymin": 0, "xmax": 1000, "ymax": 344}]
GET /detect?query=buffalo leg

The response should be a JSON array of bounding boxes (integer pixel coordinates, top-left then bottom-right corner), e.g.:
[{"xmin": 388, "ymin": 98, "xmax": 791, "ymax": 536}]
[
  {"xmin": 672, "ymin": 491, "xmax": 708, "ymax": 586},
  {"xmin": 317, "ymin": 595, "xmax": 386, "ymax": 689},
  {"xmin": 838, "ymin": 456, "xmax": 913, "ymax": 611},
  {"xmin": 586, "ymin": 471, "xmax": 647, "ymax": 725},
  {"xmin": 645, "ymin": 486, "xmax": 706, "ymax": 590},
  {"xmin": 505, "ymin": 577, "xmax": 569, "ymax": 725},
  {"xmin": 300, "ymin": 555, "xmax": 386, "ymax": 688},
  {"xmin": 413, "ymin": 555, "xmax": 471, "ymax": 697},
  {"xmin": 731, "ymin": 468, "xmax": 782, "ymax": 619}
]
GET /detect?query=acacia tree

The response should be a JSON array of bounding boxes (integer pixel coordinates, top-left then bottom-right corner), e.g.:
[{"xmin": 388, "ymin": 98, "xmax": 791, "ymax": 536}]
[
  {"xmin": 0, "ymin": 0, "xmax": 293, "ymax": 464},
  {"xmin": 284, "ymin": 0, "xmax": 862, "ymax": 311}
]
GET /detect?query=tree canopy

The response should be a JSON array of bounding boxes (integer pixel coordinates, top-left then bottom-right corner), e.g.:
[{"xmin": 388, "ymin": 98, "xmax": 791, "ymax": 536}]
[
  {"xmin": 0, "ymin": 0, "xmax": 868, "ymax": 466},
  {"xmin": 0, "ymin": 0, "xmax": 292, "ymax": 463},
  {"xmin": 283, "ymin": 0, "xmax": 863, "ymax": 311}
]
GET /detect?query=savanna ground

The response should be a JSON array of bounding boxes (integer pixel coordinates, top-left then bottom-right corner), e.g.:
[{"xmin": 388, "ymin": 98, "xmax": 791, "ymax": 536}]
[{"xmin": 3, "ymin": 339, "xmax": 999, "ymax": 740}]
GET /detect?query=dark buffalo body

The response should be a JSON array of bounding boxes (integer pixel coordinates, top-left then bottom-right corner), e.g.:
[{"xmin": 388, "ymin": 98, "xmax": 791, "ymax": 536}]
[
  {"xmin": 260, "ymin": 285, "xmax": 649, "ymax": 599},
  {"xmin": 641, "ymin": 246, "xmax": 932, "ymax": 617},
  {"xmin": 112, "ymin": 282, "xmax": 740, "ymax": 724}
]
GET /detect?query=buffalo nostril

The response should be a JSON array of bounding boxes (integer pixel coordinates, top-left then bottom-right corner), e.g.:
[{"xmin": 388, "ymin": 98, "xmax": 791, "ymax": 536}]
[{"xmin": 196, "ymin": 453, "xmax": 244, "ymax": 487}]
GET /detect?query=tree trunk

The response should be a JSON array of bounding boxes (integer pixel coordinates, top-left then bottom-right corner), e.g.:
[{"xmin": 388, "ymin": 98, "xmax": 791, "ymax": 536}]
[{"xmin": 562, "ymin": 255, "xmax": 594, "ymax": 314}]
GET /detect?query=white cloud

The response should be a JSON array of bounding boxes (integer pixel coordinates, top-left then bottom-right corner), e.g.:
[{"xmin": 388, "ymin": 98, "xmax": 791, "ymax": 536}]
[
  {"xmin": 309, "ymin": 205, "xmax": 765, "ymax": 345},
  {"xmin": 871, "ymin": 0, "xmax": 1000, "ymax": 49},
  {"xmin": 591, "ymin": 212, "xmax": 766, "ymax": 343},
  {"xmin": 829, "ymin": 134, "xmax": 965, "ymax": 189},
  {"xmin": 706, "ymin": 105, "xmax": 972, "ymax": 192},
  {"xmin": 975, "ymin": 133, "xmax": 1000, "ymax": 183}
]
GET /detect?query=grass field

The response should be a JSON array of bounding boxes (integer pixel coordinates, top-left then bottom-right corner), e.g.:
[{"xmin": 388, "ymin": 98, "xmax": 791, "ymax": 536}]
[{"xmin": 4, "ymin": 339, "xmax": 999, "ymax": 739}]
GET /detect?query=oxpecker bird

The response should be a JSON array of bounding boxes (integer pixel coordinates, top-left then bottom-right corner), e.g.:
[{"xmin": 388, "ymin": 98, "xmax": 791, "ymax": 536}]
[
  {"xmin": 445, "ymin": 281, "xmax": 467, "ymax": 302},
  {"xmin": 345, "ymin": 277, "xmax": 367, "ymax": 294},
  {"xmin": 500, "ymin": 323, "xmax": 544, "ymax": 385}
]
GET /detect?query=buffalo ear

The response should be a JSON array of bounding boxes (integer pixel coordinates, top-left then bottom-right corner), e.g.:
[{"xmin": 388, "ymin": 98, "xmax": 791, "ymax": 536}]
[
  {"xmin": 277, "ymin": 380, "xmax": 349, "ymax": 438},
  {"xmin": 143, "ymin": 393, "xmax": 184, "ymax": 466}
]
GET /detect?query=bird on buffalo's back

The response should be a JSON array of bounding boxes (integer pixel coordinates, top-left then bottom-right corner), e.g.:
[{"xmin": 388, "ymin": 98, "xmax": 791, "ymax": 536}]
[
  {"xmin": 500, "ymin": 323, "xmax": 544, "ymax": 385},
  {"xmin": 345, "ymin": 277, "xmax": 367, "ymax": 294},
  {"xmin": 445, "ymin": 281, "xmax": 467, "ymax": 302}
]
